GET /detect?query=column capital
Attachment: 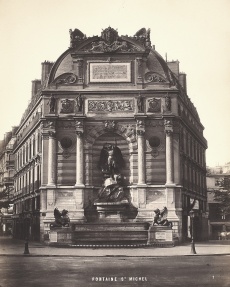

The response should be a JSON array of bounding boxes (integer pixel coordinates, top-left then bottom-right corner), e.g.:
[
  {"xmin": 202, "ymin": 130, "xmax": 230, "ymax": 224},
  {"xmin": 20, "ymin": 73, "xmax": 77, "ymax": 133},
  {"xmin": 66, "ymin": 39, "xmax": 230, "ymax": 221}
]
[
  {"xmin": 136, "ymin": 118, "xmax": 146, "ymax": 135},
  {"xmin": 48, "ymin": 131, "xmax": 56, "ymax": 138},
  {"xmin": 164, "ymin": 119, "xmax": 173, "ymax": 134}
]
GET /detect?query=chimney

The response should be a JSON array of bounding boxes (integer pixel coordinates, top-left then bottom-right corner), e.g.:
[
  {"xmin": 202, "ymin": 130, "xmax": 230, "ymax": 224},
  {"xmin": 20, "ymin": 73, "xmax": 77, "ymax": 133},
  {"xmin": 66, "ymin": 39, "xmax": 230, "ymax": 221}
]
[
  {"xmin": 31, "ymin": 79, "xmax": 41, "ymax": 99},
  {"xmin": 41, "ymin": 61, "xmax": 53, "ymax": 85},
  {"xmin": 179, "ymin": 73, "xmax": 187, "ymax": 93},
  {"xmin": 4, "ymin": 132, "xmax": 12, "ymax": 146},
  {"xmin": 11, "ymin": 126, "xmax": 18, "ymax": 136},
  {"xmin": 167, "ymin": 60, "xmax": 180, "ymax": 78}
]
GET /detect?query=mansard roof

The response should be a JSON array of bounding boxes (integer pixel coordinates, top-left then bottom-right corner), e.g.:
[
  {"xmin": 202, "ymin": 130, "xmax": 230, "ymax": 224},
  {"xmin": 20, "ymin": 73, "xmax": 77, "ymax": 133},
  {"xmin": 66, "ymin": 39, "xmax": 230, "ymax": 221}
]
[{"xmin": 47, "ymin": 27, "xmax": 174, "ymax": 86}]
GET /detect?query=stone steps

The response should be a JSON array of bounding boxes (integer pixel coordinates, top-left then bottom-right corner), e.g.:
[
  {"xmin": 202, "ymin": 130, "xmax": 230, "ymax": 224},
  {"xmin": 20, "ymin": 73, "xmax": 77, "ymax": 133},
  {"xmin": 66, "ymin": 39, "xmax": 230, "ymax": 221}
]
[{"xmin": 72, "ymin": 222, "xmax": 149, "ymax": 244}]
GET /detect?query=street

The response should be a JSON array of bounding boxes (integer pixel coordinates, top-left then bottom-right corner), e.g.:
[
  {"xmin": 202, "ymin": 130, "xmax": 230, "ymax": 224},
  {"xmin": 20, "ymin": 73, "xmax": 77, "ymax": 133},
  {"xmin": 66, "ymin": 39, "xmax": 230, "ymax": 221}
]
[{"xmin": 0, "ymin": 256, "xmax": 229, "ymax": 287}]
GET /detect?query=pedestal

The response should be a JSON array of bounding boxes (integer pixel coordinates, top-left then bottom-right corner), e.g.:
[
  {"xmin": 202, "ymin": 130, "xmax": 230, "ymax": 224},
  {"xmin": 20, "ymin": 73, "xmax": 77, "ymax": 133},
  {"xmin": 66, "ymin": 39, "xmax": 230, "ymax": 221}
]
[
  {"xmin": 94, "ymin": 201, "xmax": 129, "ymax": 222},
  {"xmin": 147, "ymin": 225, "xmax": 174, "ymax": 246}
]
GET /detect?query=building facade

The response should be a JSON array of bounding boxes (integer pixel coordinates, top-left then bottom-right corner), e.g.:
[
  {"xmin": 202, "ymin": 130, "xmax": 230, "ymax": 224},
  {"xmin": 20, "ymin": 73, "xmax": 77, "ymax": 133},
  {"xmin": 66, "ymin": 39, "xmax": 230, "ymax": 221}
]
[
  {"xmin": 0, "ymin": 129, "xmax": 17, "ymax": 235},
  {"xmin": 9, "ymin": 27, "xmax": 208, "ymax": 242},
  {"xmin": 207, "ymin": 163, "xmax": 230, "ymax": 239}
]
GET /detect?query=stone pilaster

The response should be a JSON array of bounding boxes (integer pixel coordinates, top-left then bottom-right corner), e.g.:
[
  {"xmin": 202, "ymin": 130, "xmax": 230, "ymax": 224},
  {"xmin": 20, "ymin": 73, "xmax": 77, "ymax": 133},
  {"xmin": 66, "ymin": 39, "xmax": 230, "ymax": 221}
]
[
  {"xmin": 47, "ymin": 131, "xmax": 56, "ymax": 186},
  {"xmin": 75, "ymin": 58, "xmax": 83, "ymax": 82}
]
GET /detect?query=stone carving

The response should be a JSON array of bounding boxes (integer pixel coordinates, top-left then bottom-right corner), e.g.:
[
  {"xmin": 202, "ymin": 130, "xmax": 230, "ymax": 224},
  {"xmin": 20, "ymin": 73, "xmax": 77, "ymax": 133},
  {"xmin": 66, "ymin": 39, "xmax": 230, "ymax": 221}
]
[
  {"xmin": 136, "ymin": 119, "xmax": 145, "ymax": 128},
  {"xmin": 165, "ymin": 95, "xmax": 171, "ymax": 112},
  {"xmin": 75, "ymin": 121, "xmax": 83, "ymax": 129},
  {"xmin": 97, "ymin": 143, "xmax": 126, "ymax": 202},
  {"xmin": 81, "ymin": 27, "xmax": 143, "ymax": 53},
  {"xmin": 98, "ymin": 143, "xmax": 125, "ymax": 179},
  {"xmin": 52, "ymin": 208, "xmax": 70, "ymax": 227},
  {"xmin": 152, "ymin": 207, "xmax": 172, "ymax": 227},
  {"xmin": 69, "ymin": 28, "xmax": 85, "ymax": 47},
  {"xmin": 88, "ymin": 100, "xmax": 133, "ymax": 112},
  {"xmin": 53, "ymin": 73, "xmax": 78, "ymax": 87},
  {"xmin": 104, "ymin": 120, "xmax": 116, "ymax": 132},
  {"xmin": 47, "ymin": 95, "xmax": 56, "ymax": 113},
  {"xmin": 164, "ymin": 119, "xmax": 173, "ymax": 127},
  {"xmin": 147, "ymin": 98, "xmax": 161, "ymax": 113},
  {"xmin": 75, "ymin": 94, "xmax": 83, "ymax": 112},
  {"xmin": 42, "ymin": 120, "xmax": 55, "ymax": 129},
  {"xmin": 134, "ymin": 28, "xmax": 151, "ymax": 48},
  {"xmin": 137, "ymin": 94, "xmax": 144, "ymax": 113},
  {"xmin": 144, "ymin": 72, "xmax": 166, "ymax": 83},
  {"xmin": 60, "ymin": 99, "xmax": 75, "ymax": 113}
]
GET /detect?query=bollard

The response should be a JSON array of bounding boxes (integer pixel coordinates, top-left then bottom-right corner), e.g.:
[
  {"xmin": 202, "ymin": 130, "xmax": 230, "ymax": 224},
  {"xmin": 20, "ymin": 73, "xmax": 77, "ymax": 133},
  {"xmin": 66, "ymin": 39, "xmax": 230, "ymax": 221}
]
[{"xmin": 24, "ymin": 238, "xmax": 30, "ymax": 255}]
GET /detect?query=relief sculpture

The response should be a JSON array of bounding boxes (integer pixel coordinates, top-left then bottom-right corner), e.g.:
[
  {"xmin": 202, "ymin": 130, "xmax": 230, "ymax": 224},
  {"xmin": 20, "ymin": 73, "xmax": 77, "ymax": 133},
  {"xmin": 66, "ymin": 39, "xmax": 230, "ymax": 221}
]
[{"xmin": 88, "ymin": 100, "xmax": 133, "ymax": 112}]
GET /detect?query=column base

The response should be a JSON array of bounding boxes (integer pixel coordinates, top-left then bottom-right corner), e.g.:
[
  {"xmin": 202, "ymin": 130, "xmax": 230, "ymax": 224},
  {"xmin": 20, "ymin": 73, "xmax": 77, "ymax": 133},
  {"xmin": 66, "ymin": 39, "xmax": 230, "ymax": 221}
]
[{"xmin": 75, "ymin": 184, "xmax": 85, "ymax": 188}]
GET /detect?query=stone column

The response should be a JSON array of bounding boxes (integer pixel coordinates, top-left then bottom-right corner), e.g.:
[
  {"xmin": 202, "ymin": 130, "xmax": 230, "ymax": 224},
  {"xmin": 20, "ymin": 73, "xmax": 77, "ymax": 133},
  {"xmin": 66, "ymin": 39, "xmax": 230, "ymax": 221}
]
[
  {"xmin": 164, "ymin": 120, "xmax": 174, "ymax": 185},
  {"xmin": 47, "ymin": 131, "xmax": 56, "ymax": 186},
  {"xmin": 136, "ymin": 119, "xmax": 146, "ymax": 185},
  {"xmin": 75, "ymin": 120, "xmax": 84, "ymax": 186},
  {"xmin": 76, "ymin": 131, "xmax": 84, "ymax": 186},
  {"xmin": 137, "ymin": 131, "xmax": 146, "ymax": 184}
]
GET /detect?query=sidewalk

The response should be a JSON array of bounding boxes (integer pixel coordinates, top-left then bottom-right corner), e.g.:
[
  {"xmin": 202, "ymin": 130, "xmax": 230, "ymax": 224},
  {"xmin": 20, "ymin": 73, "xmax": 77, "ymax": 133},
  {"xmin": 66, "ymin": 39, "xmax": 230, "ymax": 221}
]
[{"xmin": 0, "ymin": 236, "xmax": 229, "ymax": 257}]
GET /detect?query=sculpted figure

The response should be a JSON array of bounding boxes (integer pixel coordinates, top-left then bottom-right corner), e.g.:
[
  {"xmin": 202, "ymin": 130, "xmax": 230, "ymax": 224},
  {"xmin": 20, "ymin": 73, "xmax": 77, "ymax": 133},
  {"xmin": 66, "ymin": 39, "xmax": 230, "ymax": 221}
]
[
  {"xmin": 96, "ymin": 143, "xmax": 127, "ymax": 203},
  {"xmin": 137, "ymin": 94, "xmax": 144, "ymax": 113},
  {"xmin": 47, "ymin": 95, "xmax": 56, "ymax": 113},
  {"xmin": 98, "ymin": 143, "xmax": 125, "ymax": 179},
  {"xmin": 53, "ymin": 208, "xmax": 70, "ymax": 227},
  {"xmin": 152, "ymin": 207, "xmax": 172, "ymax": 227},
  {"xmin": 165, "ymin": 95, "xmax": 171, "ymax": 111},
  {"xmin": 76, "ymin": 94, "xmax": 83, "ymax": 112}
]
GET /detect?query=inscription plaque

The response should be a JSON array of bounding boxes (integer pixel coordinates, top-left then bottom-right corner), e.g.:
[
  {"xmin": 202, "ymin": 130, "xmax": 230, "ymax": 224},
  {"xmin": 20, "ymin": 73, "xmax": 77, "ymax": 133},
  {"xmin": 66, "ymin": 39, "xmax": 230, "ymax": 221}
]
[
  {"xmin": 89, "ymin": 63, "xmax": 131, "ymax": 82},
  {"xmin": 50, "ymin": 232, "xmax": 58, "ymax": 242},
  {"xmin": 155, "ymin": 232, "xmax": 166, "ymax": 240}
]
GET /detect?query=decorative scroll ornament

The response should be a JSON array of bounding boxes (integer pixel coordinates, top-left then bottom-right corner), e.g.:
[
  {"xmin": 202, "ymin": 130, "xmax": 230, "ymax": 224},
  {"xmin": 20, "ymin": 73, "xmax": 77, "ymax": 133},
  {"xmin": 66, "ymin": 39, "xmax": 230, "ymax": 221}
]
[
  {"xmin": 147, "ymin": 98, "xmax": 161, "ymax": 113},
  {"xmin": 144, "ymin": 72, "xmax": 167, "ymax": 83},
  {"xmin": 60, "ymin": 99, "xmax": 75, "ymax": 114},
  {"xmin": 104, "ymin": 120, "xmax": 116, "ymax": 132},
  {"xmin": 52, "ymin": 73, "xmax": 78, "ymax": 87},
  {"xmin": 88, "ymin": 100, "xmax": 133, "ymax": 112}
]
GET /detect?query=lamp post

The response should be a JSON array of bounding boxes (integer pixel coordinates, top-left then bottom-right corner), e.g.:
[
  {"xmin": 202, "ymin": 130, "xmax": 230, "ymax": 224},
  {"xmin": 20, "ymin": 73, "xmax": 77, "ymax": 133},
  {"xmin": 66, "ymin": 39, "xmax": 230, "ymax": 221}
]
[
  {"xmin": 23, "ymin": 218, "xmax": 30, "ymax": 255},
  {"xmin": 189, "ymin": 209, "xmax": 197, "ymax": 255}
]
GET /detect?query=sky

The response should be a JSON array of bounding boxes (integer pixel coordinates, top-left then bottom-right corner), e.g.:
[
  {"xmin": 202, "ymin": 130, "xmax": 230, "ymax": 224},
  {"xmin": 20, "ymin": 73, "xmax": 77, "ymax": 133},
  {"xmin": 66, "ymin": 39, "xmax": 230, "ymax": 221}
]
[{"xmin": 0, "ymin": 0, "xmax": 230, "ymax": 167}]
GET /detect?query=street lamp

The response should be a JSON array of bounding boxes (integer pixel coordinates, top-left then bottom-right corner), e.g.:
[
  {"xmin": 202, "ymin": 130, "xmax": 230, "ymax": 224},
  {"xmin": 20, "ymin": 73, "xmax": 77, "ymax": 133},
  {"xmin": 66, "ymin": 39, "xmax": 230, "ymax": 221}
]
[{"xmin": 189, "ymin": 209, "xmax": 198, "ymax": 255}]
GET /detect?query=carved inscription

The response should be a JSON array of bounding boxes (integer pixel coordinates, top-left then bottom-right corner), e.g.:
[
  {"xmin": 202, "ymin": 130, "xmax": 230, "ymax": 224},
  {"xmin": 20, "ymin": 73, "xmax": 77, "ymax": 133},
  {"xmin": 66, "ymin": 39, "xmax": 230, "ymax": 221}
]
[{"xmin": 90, "ymin": 63, "xmax": 131, "ymax": 82}]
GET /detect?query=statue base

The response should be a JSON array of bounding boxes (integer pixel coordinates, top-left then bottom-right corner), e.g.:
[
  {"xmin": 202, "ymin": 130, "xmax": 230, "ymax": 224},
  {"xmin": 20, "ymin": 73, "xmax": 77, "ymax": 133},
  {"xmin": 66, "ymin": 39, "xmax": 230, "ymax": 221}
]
[
  {"xmin": 147, "ymin": 225, "xmax": 174, "ymax": 246},
  {"xmin": 94, "ymin": 201, "xmax": 129, "ymax": 222}
]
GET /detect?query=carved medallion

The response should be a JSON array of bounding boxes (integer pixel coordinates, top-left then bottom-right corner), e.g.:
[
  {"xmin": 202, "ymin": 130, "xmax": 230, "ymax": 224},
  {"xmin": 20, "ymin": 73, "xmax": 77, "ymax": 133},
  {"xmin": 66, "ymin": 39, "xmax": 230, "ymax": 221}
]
[
  {"xmin": 60, "ymin": 99, "xmax": 74, "ymax": 113},
  {"xmin": 147, "ymin": 98, "xmax": 161, "ymax": 113}
]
